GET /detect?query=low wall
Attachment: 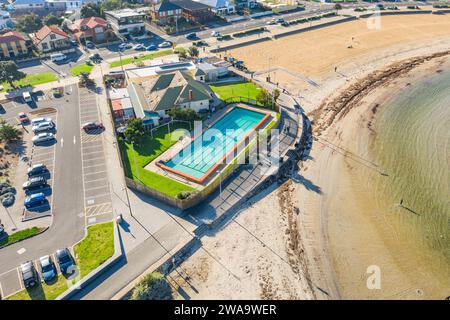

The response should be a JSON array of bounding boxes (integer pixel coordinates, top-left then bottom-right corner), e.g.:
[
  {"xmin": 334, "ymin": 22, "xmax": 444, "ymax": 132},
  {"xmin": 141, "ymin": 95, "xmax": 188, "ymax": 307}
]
[
  {"xmin": 211, "ymin": 36, "xmax": 272, "ymax": 53},
  {"xmin": 359, "ymin": 10, "xmax": 433, "ymax": 18},
  {"xmin": 273, "ymin": 16, "xmax": 357, "ymax": 39}
]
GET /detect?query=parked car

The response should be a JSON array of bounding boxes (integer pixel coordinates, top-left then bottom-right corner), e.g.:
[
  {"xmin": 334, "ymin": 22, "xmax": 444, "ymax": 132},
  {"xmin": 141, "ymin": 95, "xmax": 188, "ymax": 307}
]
[
  {"xmin": 185, "ymin": 32, "xmax": 197, "ymax": 40},
  {"xmin": 22, "ymin": 176, "xmax": 47, "ymax": 191},
  {"xmin": 31, "ymin": 117, "xmax": 52, "ymax": 126},
  {"xmin": 82, "ymin": 121, "xmax": 104, "ymax": 131},
  {"xmin": 50, "ymin": 53, "xmax": 67, "ymax": 63},
  {"xmin": 23, "ymin": 91, "xmax": 33, "ymax": 103},
  {"xmin": 20, "ymin": 261, "xmax": 38, "ymax": 288},
  {"xmin": 24, "ymin": 192, "xmax": 46, "ymax": 208},
  {"xmin": 134, "ymin": 44, "xmax": 146, "ymax": 51},
  {"xmin": 17, "ymin": 112, "xmax": 29, "ymax": 124},
  {"xmin": 85, "ymin": 41, "xmax": 95, "ymax": 49},
  {"xmin": 89, "ymin": 53, "xmax": 102, "ymax": 62},
  {"xmin": 0, "ymin": 219, "xmax": 4, "ymax": 235},
  {"xmin": 146, "ymin": 44, "xmax": 157, "ymax": 51},
  {"xmin": 281, "ymin": 21, "xmax": 289, "ymax": 27},
  {"xmin": 275, "ymin": 18, "xmax": 285, "ymax": 24},
  {"xmin": 32, "ymin": 121, "xmax": 55, "ymax": 133},
  {"xmin": 266, "ymin": 19, "xmax": 276, "ymax": 25},
  {"xmin": 56, "ymin": 248, "xmax": 75, "ymax": 275},
  {"xmin": 32, "ymin": 132, "xmax": 55, "ymax": 145},
  {"xmin": 158, "ymin": 41, "xmax": 172, "ymax": 48},
  {"xmin": 27, "ymin": 163, "xmax": 48, "ymax": 177},
  {"xmin": 211, "ymin": 31, "xmax": 221, "ymax": 37},
  {"xmin": 39, "ymin": 255, "xmax": 56, "ymax": 282},
  {"xmin": 118, "ymin": 43, "xmax": 132, "ymax": 50}
]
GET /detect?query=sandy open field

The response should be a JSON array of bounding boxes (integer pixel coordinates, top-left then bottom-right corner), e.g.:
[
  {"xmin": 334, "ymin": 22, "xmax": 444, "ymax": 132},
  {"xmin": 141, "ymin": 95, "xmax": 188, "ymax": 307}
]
[{"xmin": 164, "ymin": 14, "xmax": 450, "ymax": 300}]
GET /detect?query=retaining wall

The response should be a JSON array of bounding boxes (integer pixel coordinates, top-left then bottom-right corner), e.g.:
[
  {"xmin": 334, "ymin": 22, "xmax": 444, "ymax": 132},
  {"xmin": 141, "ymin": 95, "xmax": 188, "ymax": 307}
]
[
  {"xmin": 359, "ymin": 10, "xmax": 433, "ymax": 18},
  {"xmin": 211, "ymin": 36, "xmax": 272, "ymax": 53}
]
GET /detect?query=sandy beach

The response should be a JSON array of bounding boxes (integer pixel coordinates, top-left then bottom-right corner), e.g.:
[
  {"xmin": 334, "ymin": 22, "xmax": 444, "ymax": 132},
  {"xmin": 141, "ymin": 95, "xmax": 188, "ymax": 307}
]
[{"xmin": 165, "ymin": 14, "xmax": 450, "ymax": 300}]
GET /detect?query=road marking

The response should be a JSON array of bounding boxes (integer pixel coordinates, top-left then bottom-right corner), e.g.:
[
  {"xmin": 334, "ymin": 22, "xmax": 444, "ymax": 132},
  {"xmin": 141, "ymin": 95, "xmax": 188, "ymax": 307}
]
[
  {"xmin": 84, "ymin": 185, "xmax": 109, "ymax": 192},
  {"xmin": 84, "ymin": 170, "xmax": 107, "ymax": 177},
  {"xmin": 82, "ymin": 156, "xmax": 105, "ymax": 162},
  {"xmin": 87, "ymin": 199, "xmax": 95, "ymax": 205},
  {"xmin": 84, "ymin": 177, "xmax": 108, "ymax": 184},
  {"xmin": 83, "ymin": 163, "xmax": 105, "ymax": 170},
  {"xmin": 60, "ymin": 137, "xmax": 64, "ymax": 148},
  {"xmin": 87, "ymin": 217, "xmax": 97, "ymax": 224},
  {"xmin": 85, "ymin": 192, "xmax": 110, "ymax": 201},
  {"xmin": 17, "ymin": 248, "xmax": 26, "ymax": 255},
  {"xmin": 73, "ymin": 136, "xmax": 77, "ymax": 144},
  {"xmin": 17, "ymin": 268, "xmax": 23, "ymax": 289}
]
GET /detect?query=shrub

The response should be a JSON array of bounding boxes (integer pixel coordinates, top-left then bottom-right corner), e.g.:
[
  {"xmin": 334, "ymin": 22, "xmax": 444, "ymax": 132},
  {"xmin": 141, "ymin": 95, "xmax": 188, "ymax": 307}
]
[
  {"xmin": 176, "ymin": 191, "xmax": 191, "ymax": 200},
  {"xmin": 131, "ymin": 272, "xmax": 172, "ymax": 300}
]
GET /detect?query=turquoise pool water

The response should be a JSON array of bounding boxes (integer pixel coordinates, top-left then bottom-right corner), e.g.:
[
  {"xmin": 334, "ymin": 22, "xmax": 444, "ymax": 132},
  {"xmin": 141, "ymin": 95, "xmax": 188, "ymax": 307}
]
[{"xmin": 164, "ymin": 107, "xmax": 266, "ymax": 180}]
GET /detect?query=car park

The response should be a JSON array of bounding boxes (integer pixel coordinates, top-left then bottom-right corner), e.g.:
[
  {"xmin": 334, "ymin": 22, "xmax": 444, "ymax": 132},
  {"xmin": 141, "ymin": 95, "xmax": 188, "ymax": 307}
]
[
  {"xmin": 146, "ymin": 44, "xmax": 157, "ymax": 51},
  {"xmin": 17, "ymin": 112, "xmax": 29, "ymax": 124},
  {"xmin": 32, "ymin": 132, "xmax": 55, "ymax": 144},
  {"xmin": 27, "ymin": 163, "xmax": 48, "ymax": 177},
  {"xmin": 24, "ymin": 192, "xmax": 46, "ymax": 208},
  {"xmin": 20, "ymin": 261, "xmax": 38, "ymax": 288},
  {"xmin": 158, "ymin": 41, "xmax": 172, "ymax": 48},
  {"xmin": 82, "ymin": 121, "xmax": 104, "ymax": 131},
  {"xmin": 39, "ymin": 255, "xmax": 57, "ymax": 282},
  {"xmin": 56, "ymin": 248, "xmax": 75, "ymax": 275},
  {"xmin": 22, "ymin": 176, "xmax": 47, "ymax": 191},
  {"xmin": 134, "ymin": 44, "xmax": 146, "ymax": 51},
  {"xmin": 32, "ymin": 121, "xmax": 55, "ymax": 133},
  {"xmin": 31, "ymin": 117, "xmax": 52, "ymax": 126}
]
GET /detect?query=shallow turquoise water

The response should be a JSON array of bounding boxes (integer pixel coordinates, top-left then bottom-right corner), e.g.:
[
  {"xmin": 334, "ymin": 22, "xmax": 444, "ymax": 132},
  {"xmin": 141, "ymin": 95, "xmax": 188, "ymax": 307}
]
[{"xmin": 165, "ymin": 107, "xmax": 265, "ymax": 179}]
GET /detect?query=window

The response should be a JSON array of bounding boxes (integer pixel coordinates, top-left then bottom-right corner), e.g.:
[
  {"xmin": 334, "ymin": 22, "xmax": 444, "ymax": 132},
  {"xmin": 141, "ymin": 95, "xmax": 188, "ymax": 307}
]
[
  {"xmin": 50, "ymin": 34, "xmax": 56, "ymax": 40},
  {"xmin": 42, "ymin": 43, "xmax": 48, "ymax": 50}
]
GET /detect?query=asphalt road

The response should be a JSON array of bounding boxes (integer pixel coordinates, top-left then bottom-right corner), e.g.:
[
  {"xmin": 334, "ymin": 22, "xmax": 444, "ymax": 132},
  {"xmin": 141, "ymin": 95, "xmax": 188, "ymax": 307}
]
[{"xmin": 0, "ymin": 84, "xmax": 85, "ymax": 276}]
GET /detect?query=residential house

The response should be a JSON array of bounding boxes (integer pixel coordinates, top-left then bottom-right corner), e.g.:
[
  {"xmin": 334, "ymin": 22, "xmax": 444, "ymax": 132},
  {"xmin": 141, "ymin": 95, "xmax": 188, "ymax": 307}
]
[
  {"xmin": 69, "ymin": 17, "xmax": 115, "ymax": 44},
  {"xmin": 104, "ymin": 8, "xmax": 146, "ymax": 38},
  {"xmin": 149, "ymin": 1, "xmax": 182, "ymax": 23},
  {"xmin": 193, "ymin": 0, "xmax": 235, "ymax": 15},
  {"xmin": 46, "ymin": 0, "xmax": 82, "ymax": 12},
  {"xmin": 235, "ymin": 0, "xmax": 256, "ymax": 9},
  {"xmin": 12, "ymin": 0, "xmax": 66, "ymax": 14},
  {"xmin": 32, "ymin": 25, "xmax": 71, "ymax": 53},
  {"xmin": 171, "ymin": 0, "xmax": 214, "ymax": 23},
  {"xmin": 0, "ymin": 31, "xmax": 33, "ymax": 60},
  {"xmin": 128, "ymin": 71, "xmax": 211, "ymax": 123},
  {"xmin": 0, "ymin": 10, "xmax": 13, "ymax": 29}
]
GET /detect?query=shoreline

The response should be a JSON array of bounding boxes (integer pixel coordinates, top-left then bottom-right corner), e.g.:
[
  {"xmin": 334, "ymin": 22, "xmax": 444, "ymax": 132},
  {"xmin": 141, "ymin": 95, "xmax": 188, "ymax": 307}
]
[{"xmin": 302, "ymin": 51, "xmax": 450, "ymax": 299}]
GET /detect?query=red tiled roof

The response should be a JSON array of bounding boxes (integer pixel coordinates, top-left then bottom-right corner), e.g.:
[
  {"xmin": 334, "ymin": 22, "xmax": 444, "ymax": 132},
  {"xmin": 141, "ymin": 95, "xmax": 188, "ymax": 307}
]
[
  {"xmin": 0, "ymin": 31, "xmax": 27, "ymax": 44},
  {"xmin": 33, "ymin": 25, "xmax": 69, "ymax": 43},
  {"xmin": 70, "ymin": 17, "xmax": 108, "ymax": 31},
  {"xmin": 111, "ymin": 99, "xmax": 123, "ymax": 111}
]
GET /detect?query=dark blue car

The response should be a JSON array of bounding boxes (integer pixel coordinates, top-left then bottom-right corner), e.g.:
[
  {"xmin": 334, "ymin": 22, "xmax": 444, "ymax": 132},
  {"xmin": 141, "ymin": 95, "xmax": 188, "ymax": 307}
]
[{"xmin": 24, "ymin": 192, "xmax": 45, "ymax": 208}]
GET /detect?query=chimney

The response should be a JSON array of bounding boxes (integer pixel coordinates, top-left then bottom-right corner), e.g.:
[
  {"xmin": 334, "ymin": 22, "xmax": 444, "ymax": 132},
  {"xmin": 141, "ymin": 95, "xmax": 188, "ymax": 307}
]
[{"xmin": 189, "ymin": 90, "xmax": 193, "ymax": 101}]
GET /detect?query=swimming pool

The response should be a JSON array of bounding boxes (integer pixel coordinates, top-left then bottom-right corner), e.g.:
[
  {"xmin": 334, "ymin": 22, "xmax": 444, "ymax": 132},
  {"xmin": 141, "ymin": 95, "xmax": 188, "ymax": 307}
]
[{"xmin": 158, "ymin": 106, "xmax": 270, "ymax": 183}]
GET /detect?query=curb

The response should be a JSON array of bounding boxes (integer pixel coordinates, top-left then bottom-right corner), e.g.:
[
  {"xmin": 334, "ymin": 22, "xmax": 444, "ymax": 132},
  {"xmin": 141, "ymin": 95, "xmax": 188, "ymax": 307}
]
[
  {"xmin": 56, "ymin": 221, "xmax": 123, "ymax": 300},
  {"xmin": 0, "ymin": 226, "xmax": 48, "ymax": 250}
]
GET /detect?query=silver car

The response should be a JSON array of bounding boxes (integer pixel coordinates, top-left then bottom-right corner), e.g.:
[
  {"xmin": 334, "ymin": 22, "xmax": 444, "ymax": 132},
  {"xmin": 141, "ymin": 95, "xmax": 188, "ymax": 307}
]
[
  {"xmin": 32, "ymin": 121, "xmax": 54, "ymax": 133},
  {"xmin": 31, "ymin": 117, "xmax": 52, "ymax": 126},
  {"xmin": 32, "ymin": 132, "xmax": 55, "ymax": 144}
]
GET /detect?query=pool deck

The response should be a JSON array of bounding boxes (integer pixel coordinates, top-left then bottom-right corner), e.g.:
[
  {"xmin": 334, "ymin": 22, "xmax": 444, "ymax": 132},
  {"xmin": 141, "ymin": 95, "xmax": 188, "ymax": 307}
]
[{"xmin": 144, "ymin": 103, "xmax": 277, "ymax": 189}]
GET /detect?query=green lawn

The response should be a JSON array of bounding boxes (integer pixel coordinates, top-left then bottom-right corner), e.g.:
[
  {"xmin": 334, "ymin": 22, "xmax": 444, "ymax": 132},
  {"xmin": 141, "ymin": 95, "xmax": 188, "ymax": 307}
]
[
  {"xmin": 119, "ymin": 123, "xmax": 195, "ymax": 198},
  {"xmin": 7, "ymin": 275, "xmax": 69, "ymax": 300},
  {"xmin": 210, "ymin": 81, "xmax": 262, "ymax": 102},
  {"xmin": 74, "ymin": 222, "xmax": 114, "ymax": 278},
  {"xmin": 0, "ymin": 227, "xmax": 40, "ymax": 247},
  {"xmin": 1, "ymin": 73, "xmax": 58, "ymax": 92},
  {"xmin": 70, "ymin": 63, "xmax": 94, "ymax": 76},
  {"xmin": 109, "ymin": 50, "xmax": 173, "ymax": 68}
]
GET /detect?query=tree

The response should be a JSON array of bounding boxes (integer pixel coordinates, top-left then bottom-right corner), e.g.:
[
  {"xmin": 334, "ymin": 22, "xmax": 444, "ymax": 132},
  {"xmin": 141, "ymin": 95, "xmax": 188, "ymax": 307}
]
[
  {"xmin": 273, "ymin": 88, "xmax": 280, "ymax": 102},
  {"xmin": 188, "ymin": 46, "xmax": 199, "ymax": 58},
  {"xmin": 168, "ymin": 107, "xmax": 201, "ymax": 122},
  {"xmin": 15, "ymin": 14, "xmax": 43, "ymax": 33},
  {"xmin": 0, "ymin": 61, "xmax": 26, "ymax": 89},
  {"xmin": 256, "ymin": 89, "xmax": 272, "ymax": 107},
  {"xmin": 124, "ymin": 118, "xmax": 144, "ymax": 144},
  {"xmin": 334, "ymin": 3, "xmax": 342, "ymax": 12},
  {"xmin": 0, "ymin": 120, "xmax": 22, "ymax": 142},
  {"xmin": 43, "ymin": 14, "xmax": 63, "ymax": 26},
  {"xmin": 101, "ymin": 0, "xmax": 122, "ymax": 11},
  {"xmin": 80, "ymin": 3, "xmax": 103, "ymax": 19}
]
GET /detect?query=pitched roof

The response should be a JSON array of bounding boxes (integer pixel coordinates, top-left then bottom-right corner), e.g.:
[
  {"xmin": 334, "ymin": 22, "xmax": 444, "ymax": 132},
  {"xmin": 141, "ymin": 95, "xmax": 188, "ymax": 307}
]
[
  {"xmin": 195, "ymin": 68, "xmax": 206, "ymax": 76},
  {"xmin": 70, "ymin": 17, "xmax": 108, "ymax": 31},
  {"xmin": 0, "ymin": 31, "xmax": 27, "ymax": 44},
  {"xmin": 193, "ymin": 0, "xmax": 232, "ymax": 9},
  {"xmin": 132, "ymin": 71, "xmax": 211, "ymax": 112},
  {"xmin": 153, "ymin": 1, "xmax": 181, "ymax": 12},
  {"xmin": 13, "ymin": 0, "xmax": 45, "ymax": 5},
  {"xmin": 33, "ymin": 25, "xmax": 69, "ymax": 43},
  {"xmin": 170, "ymin": 0, "xmax": 211, "ymax": 11}
]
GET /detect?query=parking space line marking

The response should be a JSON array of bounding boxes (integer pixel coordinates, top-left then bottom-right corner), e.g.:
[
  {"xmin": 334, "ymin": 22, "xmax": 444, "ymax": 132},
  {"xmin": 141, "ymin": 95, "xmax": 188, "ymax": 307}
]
[
  {"xmin": 84, "ymin": 185, "xmax": 109, "ymax": 192},
  {"xmin": 84, "ymin": 177, "xmax": 107, "ymax": 185},
  {"xmin": 83, "ymin": 163, "xmax": 104, "ymax": 170},
  {"xmin": 82, "ymin": 156, "xmax": 105, "ymax": 162},
  {"xmin": 17, "ymin": 268, "xmax": 23, "ymax": 290},
  {"xmin": 85, "ymin": 192, "xmax": 110, "ymax": 201},
  {"xmin": 84, "ymin": 170, "xmax": 107, "ymax": 177},
  {"xmin": 0, "ymin": 279, "xmax": 4, "ymax": 298}
]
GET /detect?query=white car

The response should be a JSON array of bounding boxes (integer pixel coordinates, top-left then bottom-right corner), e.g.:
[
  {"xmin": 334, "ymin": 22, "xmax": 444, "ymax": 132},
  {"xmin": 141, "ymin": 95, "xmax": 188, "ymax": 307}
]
[
  {"xmin": 32, "ymin": 132, "xmax": 55, "ymax": 144},
  {"xmin": 211, "ymin": 31, "xmax": 221, "ymax": 37},
  {"xmin": 158, "ymin": 41, "xmax": 172, "ymax": 48},
  {"xmin": 32, "ymin": 121, "xmax": 54, "ymax": 133},
  {"xmin": 134, "ymin": 44, "xmax": 146, "ymax": 51},
  {"xmin": 31, "ymin": 117, "xmax": 52, "ymax": 126}
]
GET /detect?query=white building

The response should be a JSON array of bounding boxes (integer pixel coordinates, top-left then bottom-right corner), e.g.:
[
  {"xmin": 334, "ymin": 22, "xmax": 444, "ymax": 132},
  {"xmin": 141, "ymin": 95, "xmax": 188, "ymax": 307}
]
[
  {"xmin": 104, "ymin": 8, "xmax": 146, "ymax": 38},
  {"xmin": 193, "ymin": 0, "xmax": 235, "ymax": 15}
]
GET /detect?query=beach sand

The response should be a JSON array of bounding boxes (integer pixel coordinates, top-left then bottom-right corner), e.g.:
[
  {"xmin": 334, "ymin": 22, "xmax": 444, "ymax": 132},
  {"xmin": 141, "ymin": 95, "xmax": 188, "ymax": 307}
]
[{"xmin": 165, "ymin": 14, "xmax": 450, "ymax": 300}]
